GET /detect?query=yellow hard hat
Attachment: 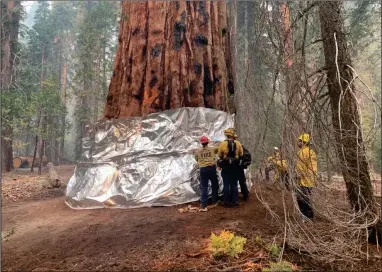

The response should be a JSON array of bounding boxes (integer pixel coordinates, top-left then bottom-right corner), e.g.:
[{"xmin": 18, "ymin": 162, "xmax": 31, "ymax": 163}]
[
  {"xmin": 298, "ymin": 133, "xmax": 310, "ymax": 143},
  {"xmin": 224, "ymin": 128, "xmax": 236, "ymax": 138}
]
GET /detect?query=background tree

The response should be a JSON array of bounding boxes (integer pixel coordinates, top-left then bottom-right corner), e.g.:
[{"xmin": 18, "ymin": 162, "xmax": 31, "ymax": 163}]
[
  {"xmin": 72, "ymin": 1, "xmax": 119, "ymax": 159},
  {"xmin": 1, "ymin": 0, "xmax": 22, "ymax": 172}
]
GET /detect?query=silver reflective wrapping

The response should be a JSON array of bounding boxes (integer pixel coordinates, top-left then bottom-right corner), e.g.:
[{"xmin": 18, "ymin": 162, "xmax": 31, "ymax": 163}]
[{"xmin": 66, "ymin": 107, "xmax": 251, "ymax": 209}]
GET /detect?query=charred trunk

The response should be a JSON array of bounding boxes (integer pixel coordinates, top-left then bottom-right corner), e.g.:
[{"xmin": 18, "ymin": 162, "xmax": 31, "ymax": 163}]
[
  {"xmin": 319, "ymin": 1, "xmax": 381, "ymax": 243},
  {"xmin": 104, "ymin": 1, "xmax": 232, "ymax": 118}
]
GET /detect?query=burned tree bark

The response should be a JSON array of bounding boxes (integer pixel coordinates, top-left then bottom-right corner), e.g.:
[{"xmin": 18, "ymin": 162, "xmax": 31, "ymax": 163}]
[
  {"xmin": 104, "ymin": 1, "xmax": 232, "ymax": 118},
  {"xmin": 1, "ymin": 1, "xmax": 21, "ymax": 172},
  {"xmin": 319, "ymin": 1, "xmax": 381, "ymax": 242}
]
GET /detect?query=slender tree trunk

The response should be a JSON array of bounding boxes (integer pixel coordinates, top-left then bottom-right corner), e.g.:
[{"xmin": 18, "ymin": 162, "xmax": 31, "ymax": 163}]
[
  {"xmin": 31, "ymin": 109, "xmax": 42, "ymax": 172},
  {"xmin": 60, "ymin": 58, "xmax": 67, "ymax": 162},
  {"xmin": 319, "ymin": 1, "xmax": 381, "ymax": 241},
  {"xmin": 40, "ymin": 44, "xmax": 45, "ymax": 88},
  {"xmin": 38, "ymin": 137, "xmax": 45, "ymax": 175},
  {"xmin": 31, "ymin": 134, "xmax": 38, "ymax": 172},
  {"xmin": 104, "ymin": 1, "xmax": 232, "ymax": 118},
  {"xmin": 46, "ymin": 117, "xmax": 52, "ymax": 163},
  {"xmin": 279, "ymin": 1, "xmax": 307, "ymax": 136},
  {"xmin": 1, "ymin": 1, "xmax": 21, "ymax": 172},
  {"xmin": 38, "ymin": 116, "xmax": 46, "ymax": 175}
]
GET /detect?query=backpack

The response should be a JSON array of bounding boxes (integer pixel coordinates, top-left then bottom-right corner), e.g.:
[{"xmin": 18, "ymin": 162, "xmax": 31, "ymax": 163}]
[{"xmin": 241, "ymin": 146, "xmax": 252, "ymax": 169}]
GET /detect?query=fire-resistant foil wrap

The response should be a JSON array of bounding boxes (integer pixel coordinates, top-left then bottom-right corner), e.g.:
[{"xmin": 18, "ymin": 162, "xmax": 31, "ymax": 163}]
[{"xmin": 66, "ymin": 107, "xmax": 250, "ymax": 209}]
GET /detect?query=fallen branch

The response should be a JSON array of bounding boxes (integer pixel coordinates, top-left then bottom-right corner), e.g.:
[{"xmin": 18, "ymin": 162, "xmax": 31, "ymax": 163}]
[{"xmin": 185, "ymin": 251, "xmax": 205, "ymax": 258}]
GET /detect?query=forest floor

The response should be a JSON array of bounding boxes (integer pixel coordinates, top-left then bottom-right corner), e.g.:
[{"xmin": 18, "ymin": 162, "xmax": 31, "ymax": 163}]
[{"xmin": 2, "ymin": 165, "xmax": 381, "ymax": 271}]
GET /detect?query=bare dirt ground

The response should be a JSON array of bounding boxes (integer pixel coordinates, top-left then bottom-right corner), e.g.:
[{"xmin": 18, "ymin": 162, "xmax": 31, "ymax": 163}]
[{"xmin": 2, "ymin": 165, "xmax": 381, "ymax": 271}]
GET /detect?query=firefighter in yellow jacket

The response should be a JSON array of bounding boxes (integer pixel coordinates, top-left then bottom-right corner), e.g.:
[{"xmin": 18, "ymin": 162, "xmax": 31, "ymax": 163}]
[
  {"xmin": 265, "ymin": 147, "xmax": 281, "ymax": 181},
  {"xmin": 267, "ymin": 147, "xmax": 289, "ymax": 189},
  {"xmin": 194, "ymin": 136, "xmax": 219, "ymax": 211},
  {"xmin": 218, "ymin": 128, "xmax": 243, "ymax": 207},
  {"xmin": 296, "ymin": 133, "xmax": 317, "ymax": 219}
]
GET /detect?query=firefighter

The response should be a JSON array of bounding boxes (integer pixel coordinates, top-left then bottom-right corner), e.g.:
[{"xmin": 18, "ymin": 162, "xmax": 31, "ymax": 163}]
[
  {"xmin": 265, "ymin": 147, "xmax": 279, "ymax": 181},
  {"xmin": 233, "ymin": 132, "xmax": 250, "ymax": 201},
  {"xmin": 296, "ymin": 133, "xmax": 317, "ymax": 220},
  {"xmin": 194, "ymin": 136, "xmax": 219, "ymax": 211},
  {"xmin": 218, "ymin": 128, "xmax": 243, "ymax": 207},
  {"xmin": 267, "ymin": 147, "xmax": 289, "ymax": 189}
]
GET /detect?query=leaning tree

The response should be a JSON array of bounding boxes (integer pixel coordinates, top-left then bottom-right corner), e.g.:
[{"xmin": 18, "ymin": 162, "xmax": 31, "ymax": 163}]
[
  {"xmin": 103, "ymin": 1, "xmax": 233, "ymax": 118},
  {"xmin": 319, "ymin": 1, "xmax": 381, "ymax": 242}
]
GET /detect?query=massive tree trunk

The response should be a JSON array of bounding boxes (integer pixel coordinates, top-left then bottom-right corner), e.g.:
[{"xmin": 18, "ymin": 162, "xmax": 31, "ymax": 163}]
[
  {"xmin": 319, "ymin": 1, "xmax": 381, "ymax": 242},
  {"xmin": 104, "ymin": 1, "xmax": 232, "ymax": 118},
  {"xmin": 1, "ymin": 0, "xmax": 21, "ymax": 172}
]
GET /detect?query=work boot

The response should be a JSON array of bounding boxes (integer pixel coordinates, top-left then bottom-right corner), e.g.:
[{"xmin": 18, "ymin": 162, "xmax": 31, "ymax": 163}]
[{"xmin": 199, "ymin": 207, "xmax": 208, "ymax": 212}]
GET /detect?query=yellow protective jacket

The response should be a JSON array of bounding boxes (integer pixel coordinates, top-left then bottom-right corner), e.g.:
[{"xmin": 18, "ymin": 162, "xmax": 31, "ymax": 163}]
[
  {"xmin": 218, "ymin": 139, "xmax": 243, "ymax": 160},
  {"xmin": 296, "ymin": 146, "xmax": 317, "ymax": 187},
  {"xmin": 194, "ymin": 147, "xmax": 218, "ymax": 168},
  {"xmin": 268, "ymin": 154, "xmax": 288, "ymax": 181},
  {"xmin": 272, "ymin": 158, "xmax": 288, "ymax": 172}
]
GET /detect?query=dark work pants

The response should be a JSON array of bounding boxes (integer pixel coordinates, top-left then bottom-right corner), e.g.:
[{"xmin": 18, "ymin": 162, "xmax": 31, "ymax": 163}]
[
  {"xmin": 238, "ymin": 167, "xmax": 249, "ymax": 200},
  {"xmin": 221, "ymin": 164, "xmax": 239, "ymax": 206},
  {"xmin": 200, "ymin": 166, "xmax": 219, "ymax": 208},
  {"xmin": 296, "ymin": 186, "xmax": 314, "ymax": 219}
]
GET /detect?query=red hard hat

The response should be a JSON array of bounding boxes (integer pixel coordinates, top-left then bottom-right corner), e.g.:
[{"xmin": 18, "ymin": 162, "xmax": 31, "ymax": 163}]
[{"xmin": 200, "ymin": 136, "xmax": 209, "ymax": 144}]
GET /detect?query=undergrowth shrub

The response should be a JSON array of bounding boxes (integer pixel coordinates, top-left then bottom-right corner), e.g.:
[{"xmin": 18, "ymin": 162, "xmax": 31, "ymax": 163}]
[
  {"xmin": 267, "ymin": 244, "xmax": 281, "ymax": 258},
  {"xmin": 209, "ymin": 230, "xmax": 247, "ymax": 259}
]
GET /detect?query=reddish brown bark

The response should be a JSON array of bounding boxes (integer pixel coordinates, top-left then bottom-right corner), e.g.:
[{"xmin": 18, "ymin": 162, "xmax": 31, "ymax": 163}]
[
  {"xmin": 104, "ymin": 1, "xmax": 232, "ymax": 119},
  {"xmin": 279, "ymin": 2, "xmax": 293, "ymax": 69}
]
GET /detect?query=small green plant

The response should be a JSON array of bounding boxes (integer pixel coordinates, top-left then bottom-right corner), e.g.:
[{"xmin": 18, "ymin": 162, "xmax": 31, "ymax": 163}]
[
  {"xmin": 267, "ymin": 244, "xmax": 281, "ymax": 258},
  {"xmin": 255, "ymin": 235, "xmax": 265, "ymax": 245},
  {"xmin": 262, "ymin": 261, "xmax": 296, "ymax": 272},
  {"xmin": 209, "ymin": 230, "xmax": 247, "ymax": 259},
  {"xmin": 255, "ymin": 235, "xmax": 281, "ymax": 258}
]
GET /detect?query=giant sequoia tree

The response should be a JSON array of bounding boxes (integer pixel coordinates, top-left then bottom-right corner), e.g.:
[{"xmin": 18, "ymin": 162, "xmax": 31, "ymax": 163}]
[{"xmin": 104, "ymin": 1, "xmax": 233, "ymax": 118}]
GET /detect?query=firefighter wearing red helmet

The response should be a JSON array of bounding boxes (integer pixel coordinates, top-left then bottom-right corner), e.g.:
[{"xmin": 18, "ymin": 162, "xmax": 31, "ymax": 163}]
[{"xmin": 193, "ymin": 135, "xmax": 219, "ymax": 211}]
